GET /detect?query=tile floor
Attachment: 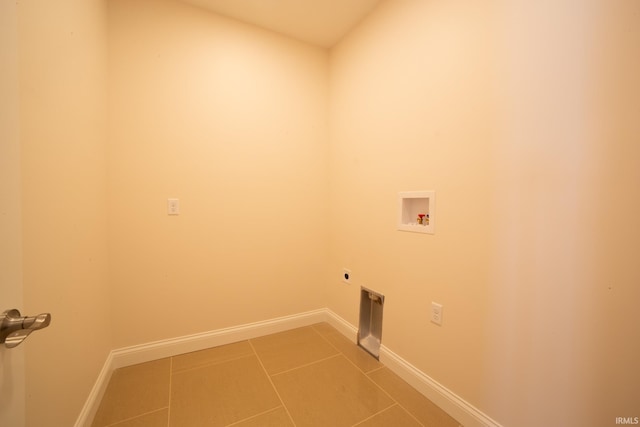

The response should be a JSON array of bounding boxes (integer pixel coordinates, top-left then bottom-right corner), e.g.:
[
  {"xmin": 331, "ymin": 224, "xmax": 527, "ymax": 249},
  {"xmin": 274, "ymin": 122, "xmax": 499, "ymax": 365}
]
[{"xmin": 92, "ymin": 323, "xmax": 462, "ymax": 427}]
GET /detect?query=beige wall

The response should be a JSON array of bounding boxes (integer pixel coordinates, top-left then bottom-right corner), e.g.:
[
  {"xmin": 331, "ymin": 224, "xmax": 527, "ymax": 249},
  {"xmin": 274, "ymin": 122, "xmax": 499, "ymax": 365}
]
[
  {"xmin": 0, "ymin": 1, "xmax": 25, "ymax": 425},
  {"xmin": 9, "ymin": 0, "xmax": 639, "ymax": 425},
  {"xmin": 328, "ymin": 1, "xmax": 640, "ymax": 426},
  {"xmin": 0, "ymin": 0, "xmax": 22, "ymax": 313},
  {"xmin": 17, "ymin": 0, "xmax": 112, "ymax": 425},
  {"xmin": 107, "ymin": 0, "xmax": 330, "ymax": 347}
]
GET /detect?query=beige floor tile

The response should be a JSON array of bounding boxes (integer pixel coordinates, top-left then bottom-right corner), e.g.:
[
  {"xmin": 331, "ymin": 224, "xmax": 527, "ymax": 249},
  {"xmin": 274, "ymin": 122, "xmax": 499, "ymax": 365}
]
[
  {"xmin": 368, "ymin": 367, "xmax": 460, "ymax": 427},
  {"xmin": 109, "ymin": 409, "xmax": 169, "ymax": 427},
  {"xmin": 312, "ymin": 323, "xmax": 383, "ymax": 373},
  {"xmin": 171, "ymin": 340, "xmax": 253, "ymax": 374},
  {"xmin": 92, "ymin": 324, "xmax": 461, "ymax": 427},
  {"xmin": 229, "ymin": 407, "xmax": 294, "ymax": 427},
  {"xmin": 310, "ymin": 322, "xmax": 345, "ymax": 338},
  {"xmin": 250, "ymin": 326, "xmax": 338, "ymax": 375},
  {"xmin": 92, "ymin": 359, "xmax": 170, "ymax": 427},
  {"xmin": 354, "ymin": 405, "xmax": 422, "ymax": 427},
  {"xmin": 271, "ymin": 355, "xmax": 394, "ymax": 427},
  {"xmin": 170, "ymin": 354, "xmax": 281, "ymax": 426}
]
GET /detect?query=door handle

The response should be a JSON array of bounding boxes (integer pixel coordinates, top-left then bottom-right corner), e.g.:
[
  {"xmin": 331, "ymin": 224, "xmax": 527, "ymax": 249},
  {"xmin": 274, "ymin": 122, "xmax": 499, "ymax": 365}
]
[{"xmin": 0, "ymin": 309, "xmax": 51, "ymax": 348}]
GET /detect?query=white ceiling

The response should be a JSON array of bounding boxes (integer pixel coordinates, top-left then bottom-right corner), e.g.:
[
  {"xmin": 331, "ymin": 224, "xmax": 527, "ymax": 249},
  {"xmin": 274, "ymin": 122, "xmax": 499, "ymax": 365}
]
[{"xmin": 179, "ymin": 0, "xmax": 384, "ymax": 48}]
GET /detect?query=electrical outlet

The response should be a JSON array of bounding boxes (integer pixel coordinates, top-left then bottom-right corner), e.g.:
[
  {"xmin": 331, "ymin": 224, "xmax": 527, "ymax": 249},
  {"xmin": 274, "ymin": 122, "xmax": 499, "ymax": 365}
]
[
  {"xmin": 431, "ymin": 302, "xmax": 443, "ymax": 326},
  {"xmin": 342, "ymin": 268, "xmax": 352, "ymax": 285}
]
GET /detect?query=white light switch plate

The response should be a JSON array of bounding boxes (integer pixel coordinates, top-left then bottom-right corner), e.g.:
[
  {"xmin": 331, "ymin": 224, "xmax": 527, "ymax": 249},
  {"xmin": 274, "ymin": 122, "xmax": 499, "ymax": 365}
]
[{"xmin": 167, "ymin": 198, "xmax": 180, "ymax": 215}]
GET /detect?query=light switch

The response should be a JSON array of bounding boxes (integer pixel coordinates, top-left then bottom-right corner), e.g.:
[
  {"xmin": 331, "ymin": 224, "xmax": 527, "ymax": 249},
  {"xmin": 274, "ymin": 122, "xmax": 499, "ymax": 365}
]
[{"xmin": 167, "ymin": 198, "xmax": 180, "ymax": 215}]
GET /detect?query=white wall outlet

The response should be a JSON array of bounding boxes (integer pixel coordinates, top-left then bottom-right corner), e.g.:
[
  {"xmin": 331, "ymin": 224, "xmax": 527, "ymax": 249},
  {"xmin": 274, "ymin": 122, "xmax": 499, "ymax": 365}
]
[
  {"xmin": 431, "ymin": 302, "xmax": 443, "ymax": 326},
  {"xmin": 342, "ymin": 268, "xmax": 352, "ymax": 285},
  {"xmin": 167, "ymin": 198, "xmax": 180, "ymax": 215}
]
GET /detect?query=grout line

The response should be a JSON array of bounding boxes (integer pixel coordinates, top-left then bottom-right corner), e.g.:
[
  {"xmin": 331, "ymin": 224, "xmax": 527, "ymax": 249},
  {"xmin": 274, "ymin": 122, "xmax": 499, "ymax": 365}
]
[
  {"xmin": 268, "ymin": 353, "xmax": 342, "ymax": 377},
  {"xmin": 311, "ymin": 322, "xmax": 383, "ymax": 376},
  {"xmin": 314, "ymin": 320, "xmax": 420, "ymax": 425},
  {"xmin": 310, "ymin": 331, "xmax": 424, "ymax": 427},
  {"xmin": 404, "ymin": 408, "xmax": 427, "ymax": 427},
  {"xmin": 170, "ymin": 351, "xmax": 255, "ymax": 376},
  {"xmin": 364, "ymin": 369, "xmax": 425, "ymax": 427},
  {"xmin": 350, "ymin": 404, "xmax": 399, "ymax": 427},
  {"xmin": 103, "ymin": 407, "xmax": 170, "ymax": 427},
  {"xmin": 248, "ymin": 339, "xmax": 297, "ymax": 427},
  {"xmin": 311, "ymin": 323, "xmax": 344, "ymax": 354},
  {"xmin": 331, "ymin": 341, "xmax": 376, "ymax": 376},
  {"xmin": 288, "ymin": 328, "xmax": 423, "ymax": 427},
  {"xmin": 167, "ymin": 357, "xmax": 172, "ymax": 427},
  {"xmin": 366, "ymin": 365, "xmax": 386, "ymax": 375},
  {"xmin": 224, "ymin": 406, "xmax": 286, "ymax": 427},
  {"xmin": 105, "ymin": 324, "xmax": 429, "ymax": 427},
  {"xmin": 320, "ymin": 340, "xmax": 424, "ymax": 427}
]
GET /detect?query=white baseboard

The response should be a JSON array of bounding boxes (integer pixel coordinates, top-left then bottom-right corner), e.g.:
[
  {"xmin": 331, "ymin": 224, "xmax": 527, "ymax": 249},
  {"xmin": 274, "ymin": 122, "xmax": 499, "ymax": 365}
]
[
  {"xmin": 380, "ymin": 345, "xmax": 502, "ymax": 427},
  {"xmin": 322, "ymin": 310, "xmax": 501, "ymax": 427},
  {"xmin": 323, "ymin": 307, "xmax": 358, "ymax": 340},
  {"xmin": 75, "ymin": 309, "xmax": 326, "ymax": 426},
  {"xmin": 74, "ymin": 352, "xmax": 114, "ymax": 427},
  {"xmin": 110, "ymin": 309, "xmax": 327, "ymax": 370},
  {"xmin": 76, "ymin": 308, "xmax": 500, "ymax": 427}
]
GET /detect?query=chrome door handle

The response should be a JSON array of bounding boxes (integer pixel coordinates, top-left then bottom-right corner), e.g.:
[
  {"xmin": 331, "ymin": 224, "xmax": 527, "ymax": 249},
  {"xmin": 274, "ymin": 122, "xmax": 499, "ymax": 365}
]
[{"xmin": 0, "ymin": 309, "xmax": 51, "ymax": 348}]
